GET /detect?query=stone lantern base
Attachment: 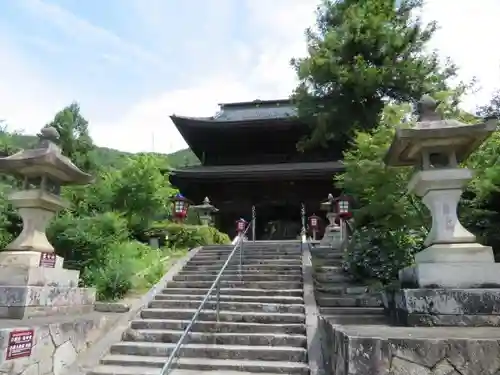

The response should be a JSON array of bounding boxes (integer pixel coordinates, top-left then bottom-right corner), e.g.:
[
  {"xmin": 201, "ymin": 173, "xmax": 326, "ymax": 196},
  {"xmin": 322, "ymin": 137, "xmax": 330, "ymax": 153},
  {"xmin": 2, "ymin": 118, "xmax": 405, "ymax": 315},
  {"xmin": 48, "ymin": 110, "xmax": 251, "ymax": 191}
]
[{"xmin": 0, "ymin": 251, "xmax": 95, "ymax": 319}]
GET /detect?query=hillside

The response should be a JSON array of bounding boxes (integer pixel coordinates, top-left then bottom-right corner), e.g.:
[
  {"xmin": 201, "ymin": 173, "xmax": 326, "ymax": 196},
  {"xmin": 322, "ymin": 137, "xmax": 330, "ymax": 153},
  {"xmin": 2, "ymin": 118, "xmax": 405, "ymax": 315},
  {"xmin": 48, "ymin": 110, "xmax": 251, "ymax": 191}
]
[{"xmin": 7, "ymin": 133, "xmax": 200, "ymax": 169}]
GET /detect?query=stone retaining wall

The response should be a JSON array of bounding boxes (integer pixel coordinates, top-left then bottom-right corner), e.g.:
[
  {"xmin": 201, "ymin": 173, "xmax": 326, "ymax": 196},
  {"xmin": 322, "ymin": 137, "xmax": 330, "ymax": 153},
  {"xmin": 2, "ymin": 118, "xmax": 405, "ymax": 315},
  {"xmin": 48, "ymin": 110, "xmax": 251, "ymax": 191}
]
[
  {"xmin": 0, "ymin": 314, "xmax": 112, "ymax": 375},
  {"xmin": 325, "ymin": 322, "xmax": 500, "ymax": 374}
]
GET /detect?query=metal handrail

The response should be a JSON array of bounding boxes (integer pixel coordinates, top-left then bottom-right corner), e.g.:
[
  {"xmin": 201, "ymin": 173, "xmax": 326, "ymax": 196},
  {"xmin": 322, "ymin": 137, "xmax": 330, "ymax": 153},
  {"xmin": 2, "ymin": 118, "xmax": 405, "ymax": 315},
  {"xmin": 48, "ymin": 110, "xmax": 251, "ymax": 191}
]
[{"xmin": 161, "ymin": 222, "xmax": 253, "ymax": 375}]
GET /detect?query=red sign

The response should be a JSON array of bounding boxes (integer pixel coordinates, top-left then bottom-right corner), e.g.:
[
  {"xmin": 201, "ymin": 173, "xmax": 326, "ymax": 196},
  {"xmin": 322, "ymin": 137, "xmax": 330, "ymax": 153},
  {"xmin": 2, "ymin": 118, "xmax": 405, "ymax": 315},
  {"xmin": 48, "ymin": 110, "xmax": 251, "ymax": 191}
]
[
  {"xmin": 6, "ymin": 329, "xmax": 34, "ymax": 360},
  {"xmin": 39, "ymin": 252, "xmax": 56, "ymax": 268}
]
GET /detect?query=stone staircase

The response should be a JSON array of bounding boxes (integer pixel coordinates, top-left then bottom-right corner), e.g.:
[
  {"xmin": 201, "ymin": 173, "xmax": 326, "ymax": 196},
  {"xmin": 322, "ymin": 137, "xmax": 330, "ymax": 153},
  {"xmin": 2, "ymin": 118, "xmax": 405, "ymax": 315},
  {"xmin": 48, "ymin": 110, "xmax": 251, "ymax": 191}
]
[
  {"xmin": 311, "ymin": 246, "xmax": 386, "ymax": 324},
  {"xmin": 89, "ymin": 242, "xmax": 309, "ymax": 375}
]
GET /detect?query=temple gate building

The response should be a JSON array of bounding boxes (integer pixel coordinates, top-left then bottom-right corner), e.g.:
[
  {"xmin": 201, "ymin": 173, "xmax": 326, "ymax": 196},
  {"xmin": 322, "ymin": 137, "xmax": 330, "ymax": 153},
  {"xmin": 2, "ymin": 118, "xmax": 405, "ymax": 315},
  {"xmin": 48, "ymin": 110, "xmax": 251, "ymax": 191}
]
[{"xmin": 169, "ymin": 99, "xmax": 346, "ymax": 239}]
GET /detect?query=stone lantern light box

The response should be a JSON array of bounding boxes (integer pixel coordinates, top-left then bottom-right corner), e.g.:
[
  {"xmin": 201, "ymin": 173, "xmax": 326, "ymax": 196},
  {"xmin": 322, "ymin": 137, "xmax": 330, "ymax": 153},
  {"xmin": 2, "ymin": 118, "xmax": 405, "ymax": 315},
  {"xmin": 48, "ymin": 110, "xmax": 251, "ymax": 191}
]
[
  {"xmin": 0, "ymin": 126, "xmax": 96, "ymax": 319},
  {"xmin": 384, "ymin": 95, "xmax": 500, "ymax": 326}
]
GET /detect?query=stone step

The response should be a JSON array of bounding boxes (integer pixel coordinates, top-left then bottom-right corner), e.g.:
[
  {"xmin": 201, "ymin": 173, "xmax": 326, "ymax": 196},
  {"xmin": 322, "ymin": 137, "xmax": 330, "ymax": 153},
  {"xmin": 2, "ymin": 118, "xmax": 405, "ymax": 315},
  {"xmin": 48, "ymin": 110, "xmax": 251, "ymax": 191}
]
[
  {"xmin": 315, "ymin": 285, "xmax": 369, "ymax": 295},
  {"xmin": 316, "ymin": 296, "xmax": 381, "ymax": 307},
  {"xmin": 165, "ymin": 280, "xmax": 302, "ymax": 289},
  {"xmin": 160, "ymin": 288, "xmax": 303, "ymax": 297},
  {"xmin": 123, "ymin": 329, "xmax": 307, "ymax": 347},
  {"xmin": 172, "ymin": 274, "xmax": 302, "ymax": 282},
  {"xmin": 96, "ymin": 356, "xmax": 309, "ymax": 374},
  {"xmin": 313, "ymin": 266, "xmax": 344, "ymax": 273},
  {"xmin": 193, "ymin": 254, "xmax": 301, "ymax": 261},
  {"xmin": 187, "ymin": 259, "xmax": 302, "ymax": 266},
  {"xmin": 130, "ymin": 319, "xmax": 306, "ymax": 335},
  {"xmin": 310, "ymin": 251, "xmax": 343, "ymax": 259},
  {"xmin": 154, "ymin": 293, "xmax": 304, "ymax": 305},
  {"xmin": 182, "ymin": 265, "xmax": 302, "ymax": 272},
  {"xmin": 313, "ymin": 273, "xmax": 351, "ymax": 283},
  {"xmin": 178, "ymin": 269, "xmax": 303, "ymax": 276},
  {"xmin": 109, "ymin": 342, "xmax": 307, "ymax": 362},
  {"xmin": 140, "ymin": 309, "xmax": 305, "ymax": 324},
  {"xmin": 320, "ymin": 307, "xmax": 384, "ymax": 315},
  {"xmin": 322, "ymin": 314, "xmax": 387, "ymax": 325},
  {"xmin": 194, "ymin": 250, "xmax": 302, "ymax": 259},
  {"xmin": 148, "ymin": 300, "xmax": 305, "ymax": 314}
]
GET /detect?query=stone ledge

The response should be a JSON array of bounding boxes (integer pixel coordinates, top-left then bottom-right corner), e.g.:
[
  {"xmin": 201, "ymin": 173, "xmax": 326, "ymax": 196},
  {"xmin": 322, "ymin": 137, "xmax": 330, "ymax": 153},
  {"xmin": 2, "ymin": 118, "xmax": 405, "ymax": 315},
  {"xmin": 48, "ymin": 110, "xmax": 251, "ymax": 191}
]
[
  {"xmin": 0, "ymin": 312, "xmax": 116, "ymax": 375},
  {"xmin": 384, "ymin": 288, "xmax": 500, "ymax": 327},
  {"xmin": 0, "ymin": 286, "xmax": 96, "ymax": 319},
  {"xmin": 0, "ymin": 266, "xmax": 79, "ymax": 288},
  {"xmin": 94, "ymin": 302, "xmax": 130, "ymax": 313},
  {"xmin": 328, "ymin": 324, "xmax": 500, "ymax": 375}
]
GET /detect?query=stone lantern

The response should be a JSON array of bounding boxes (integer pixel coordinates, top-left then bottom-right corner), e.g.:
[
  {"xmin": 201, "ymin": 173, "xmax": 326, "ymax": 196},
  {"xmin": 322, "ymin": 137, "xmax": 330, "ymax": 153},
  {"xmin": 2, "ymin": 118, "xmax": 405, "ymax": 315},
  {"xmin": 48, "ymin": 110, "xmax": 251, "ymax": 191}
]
[
  {"xmin": 384, "ymin": 95, "xmax": 499, "ymax": 326},
  {"xmin": 0, "ymin": 126, "xmax": 95, "ymax": 318},
  {"xmin": 191, "ymin": 196, "xmax": 219, "ymax": 226},
  {"xmin": 320, "ymin": 193, "xmax": 341, "ymax": 248}
]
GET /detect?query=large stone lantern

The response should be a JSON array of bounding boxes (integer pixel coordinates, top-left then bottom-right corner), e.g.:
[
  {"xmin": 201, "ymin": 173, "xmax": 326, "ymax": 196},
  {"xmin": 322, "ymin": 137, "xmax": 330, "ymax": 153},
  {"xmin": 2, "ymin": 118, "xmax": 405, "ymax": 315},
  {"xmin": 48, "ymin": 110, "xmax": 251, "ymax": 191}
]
[
  {"xmin": 384, "ymin": 95, "xmax": 500, "ymax": 326},
  {"xmin": 0, "ymin": 127, "xmax": 93, "ymax": 256},
  {"xmin": 191, "ymin": 196, "xmax": 219, "ymax": 226},
  {"xmin": 0, "ymin": 126, "xmax": 95, "ymax": 319}
]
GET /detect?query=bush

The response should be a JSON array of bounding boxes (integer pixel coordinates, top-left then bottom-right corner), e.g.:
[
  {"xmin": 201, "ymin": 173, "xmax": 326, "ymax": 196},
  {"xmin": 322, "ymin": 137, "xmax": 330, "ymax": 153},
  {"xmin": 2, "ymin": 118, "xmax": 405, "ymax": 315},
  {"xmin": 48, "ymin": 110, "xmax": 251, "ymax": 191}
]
[
  {"xmin": 85, "ymin": 240, "xmax": 163, "ymax": 301},
  {"xmin": 345, "ymin": 226, "xmax": 425, "ymax": 284},
  {"xmin": 147, "ymin": 222, "xmax": 230, "ymax": 249},
  {"xmin": 47, "ymin": 212, "xmax": 130, "ymax": 284}
]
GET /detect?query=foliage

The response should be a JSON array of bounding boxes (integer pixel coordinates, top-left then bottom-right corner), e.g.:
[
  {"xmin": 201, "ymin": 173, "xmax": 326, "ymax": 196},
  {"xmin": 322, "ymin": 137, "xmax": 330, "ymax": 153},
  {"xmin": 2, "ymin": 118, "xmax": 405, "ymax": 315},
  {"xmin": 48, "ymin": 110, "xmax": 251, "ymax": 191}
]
[
  {"xmin": 338, "ymin": 92, "xmax": 480, "ymax": 283},
  {"xmin": 45, "ymin": 103, "xmax": 96, "ymax": 171},
  {"xmin": 291, "ymin": 0, "xmax": 457, "ymax": 150},
  {"xmin": 147, "ymin": 221, "xmax": 231, "ymax": 249},
  {"xmin": 0, "ymin": 103, "xmax": 228, "ymax": 302},
  {"xmin": 47, "ymin": 212, "xmax": 130, "ymax": 284}
]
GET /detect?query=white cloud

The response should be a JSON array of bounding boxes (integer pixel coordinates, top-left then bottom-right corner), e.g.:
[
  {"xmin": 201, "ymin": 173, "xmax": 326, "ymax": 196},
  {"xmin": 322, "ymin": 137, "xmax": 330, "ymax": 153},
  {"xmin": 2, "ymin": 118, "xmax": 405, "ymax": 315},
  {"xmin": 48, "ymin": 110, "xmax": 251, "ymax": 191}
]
[{"xmin": 0, "ymin": 0, "xmax": 499, "ymax": 154}]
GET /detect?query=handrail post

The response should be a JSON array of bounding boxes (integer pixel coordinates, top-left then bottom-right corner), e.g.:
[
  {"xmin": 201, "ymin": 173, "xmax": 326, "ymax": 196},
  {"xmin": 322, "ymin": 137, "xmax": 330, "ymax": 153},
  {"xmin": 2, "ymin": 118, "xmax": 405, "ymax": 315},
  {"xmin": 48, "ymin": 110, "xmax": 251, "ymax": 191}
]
[
  {"xmin": 215, "ymin": 279, "xmax": 221, "ymax": 323},
  {"xmin": 252, "ymin": 205, "xmax": 256, "ymax": 242},
  {"xmin": 239, "ymin": 232, "xmax": 244, "ymax": 277},
  {"xmin": 300, "ymin": 203, "xmax": 306, "ymax": 243}
]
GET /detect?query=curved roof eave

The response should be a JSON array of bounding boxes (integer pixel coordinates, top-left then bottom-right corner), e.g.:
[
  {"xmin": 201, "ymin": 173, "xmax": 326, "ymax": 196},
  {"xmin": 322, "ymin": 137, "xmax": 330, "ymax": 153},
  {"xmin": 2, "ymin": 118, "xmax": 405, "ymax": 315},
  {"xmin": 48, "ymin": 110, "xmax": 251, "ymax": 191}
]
[{"xmin": 170, "ymin": 115, "xmax": 297, "ymax": 129}]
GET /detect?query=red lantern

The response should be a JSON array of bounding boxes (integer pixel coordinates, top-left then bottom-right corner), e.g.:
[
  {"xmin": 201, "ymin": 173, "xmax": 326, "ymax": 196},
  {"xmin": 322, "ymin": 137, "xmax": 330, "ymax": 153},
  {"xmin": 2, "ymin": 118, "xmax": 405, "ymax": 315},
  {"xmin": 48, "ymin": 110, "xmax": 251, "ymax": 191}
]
[
  {"xmin": 236, "ymin": 218, "xmax": 247, "ymax": 234},
  {"xmin": 308, "ymin": 214, "xmax": 320, "ymax": 231},
  {"xmin": 335, "ymin": 195, "xmax": 352, "ymax": 219},
  {"xmin": 172, "ymin": 193, "xmax": 191, "ymax": 221}
]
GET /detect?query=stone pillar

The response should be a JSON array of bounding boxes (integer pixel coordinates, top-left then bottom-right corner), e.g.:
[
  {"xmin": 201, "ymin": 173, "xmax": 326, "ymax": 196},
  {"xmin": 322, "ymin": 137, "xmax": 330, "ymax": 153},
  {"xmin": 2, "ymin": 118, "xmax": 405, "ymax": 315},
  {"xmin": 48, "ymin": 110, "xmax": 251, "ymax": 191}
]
[{"xmin": 383, "ymin": 95, "xmax": 500, "ymax": 326}]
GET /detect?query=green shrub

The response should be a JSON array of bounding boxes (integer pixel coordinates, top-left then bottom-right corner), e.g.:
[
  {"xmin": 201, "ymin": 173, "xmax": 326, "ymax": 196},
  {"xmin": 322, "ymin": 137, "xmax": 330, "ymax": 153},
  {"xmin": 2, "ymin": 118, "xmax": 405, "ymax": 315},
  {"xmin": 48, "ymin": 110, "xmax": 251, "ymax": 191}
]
[
  {"xmin": 86, "ymin": 240, "xmax": 158, "ymax": 300},
  {"xmin": 147, "ymin": 221, "xmax": 230, "ymax": 249},
  {"xmin": 47, "ymin": 212, "xmax": 130, "ymax": 283},
  {"xmin": 345, "ymin": 226, "xmax": 425, "ymax": 284}
]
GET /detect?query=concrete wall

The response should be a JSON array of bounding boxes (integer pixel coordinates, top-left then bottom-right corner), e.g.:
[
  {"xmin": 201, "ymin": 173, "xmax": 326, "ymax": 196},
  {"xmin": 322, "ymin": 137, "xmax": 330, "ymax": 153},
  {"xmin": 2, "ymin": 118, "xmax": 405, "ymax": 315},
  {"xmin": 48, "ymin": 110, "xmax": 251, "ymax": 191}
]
[{"xmin": 0, "ymin": 314, "xmax": 111, "ymax": 375}]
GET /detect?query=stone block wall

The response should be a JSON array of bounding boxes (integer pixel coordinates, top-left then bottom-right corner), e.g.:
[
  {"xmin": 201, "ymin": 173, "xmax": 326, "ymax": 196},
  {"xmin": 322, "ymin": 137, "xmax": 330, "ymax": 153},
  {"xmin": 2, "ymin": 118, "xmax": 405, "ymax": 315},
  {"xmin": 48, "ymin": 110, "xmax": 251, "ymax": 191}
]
[
  {"xmin": 327, "ymin": 324, "xmax": 500, "ymax": 374},
  {"xmin": 0, "ymin": 315, "xmax": 111, "ymax": 375}
]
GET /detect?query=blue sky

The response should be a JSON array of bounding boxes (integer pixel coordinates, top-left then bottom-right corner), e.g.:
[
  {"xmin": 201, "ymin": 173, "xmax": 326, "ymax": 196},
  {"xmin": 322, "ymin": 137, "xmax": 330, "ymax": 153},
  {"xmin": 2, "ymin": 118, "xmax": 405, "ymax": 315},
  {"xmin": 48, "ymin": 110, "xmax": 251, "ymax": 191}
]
[{"xmin": 0, "ymin": 0, "xmax": 499, "ymax": 153}]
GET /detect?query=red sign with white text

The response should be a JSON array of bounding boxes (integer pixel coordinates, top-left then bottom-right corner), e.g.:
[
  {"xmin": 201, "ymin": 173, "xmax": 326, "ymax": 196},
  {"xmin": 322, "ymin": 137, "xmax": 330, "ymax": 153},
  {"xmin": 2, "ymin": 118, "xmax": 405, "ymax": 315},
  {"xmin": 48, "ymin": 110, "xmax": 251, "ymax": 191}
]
[
  {"xmin": 39, "ymin": 252, "xmax": 56, "ymax": 268},
  {"xmin": 6, "ymin": 329, "xmax": 34, "ymax": 360}
]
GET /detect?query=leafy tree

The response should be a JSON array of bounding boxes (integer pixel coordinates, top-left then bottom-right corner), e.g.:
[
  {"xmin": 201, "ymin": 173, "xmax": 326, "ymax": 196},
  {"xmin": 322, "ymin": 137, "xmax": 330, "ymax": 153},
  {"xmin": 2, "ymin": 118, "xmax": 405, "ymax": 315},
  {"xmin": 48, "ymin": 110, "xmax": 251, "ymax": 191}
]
[
  {"xmin": 45, "ymin": 103, "xmax": 96, "ymax": 171},
  {"xmin": 477, "ymin": 90, "xmax": 500, "ymax": 119},
  {"xmin": 338, "ymin": 90, "xmax": 480, "ymax": 283},
  {"xmin": 291, "ymin": 0, "xmax": 457, "ymax": 149}
]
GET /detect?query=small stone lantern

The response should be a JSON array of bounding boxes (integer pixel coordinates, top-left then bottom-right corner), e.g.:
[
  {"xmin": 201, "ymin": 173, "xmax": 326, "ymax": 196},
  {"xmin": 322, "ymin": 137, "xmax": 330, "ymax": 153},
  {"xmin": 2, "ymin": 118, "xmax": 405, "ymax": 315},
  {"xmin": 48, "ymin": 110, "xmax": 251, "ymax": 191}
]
[
  {"xmin": 320, "ymin": 194, "xmax": 341, "ymax": 248},
  {"xmin": 0, "ymin": 126, "xmax": 95, "ymax": 319},
  {"xmin": 384, "ymin": 95, "xmax": 499, "ymax": 326},
  {"xmin": 191, "ymin": 196, "xmax": 219, "ymax": 226}
]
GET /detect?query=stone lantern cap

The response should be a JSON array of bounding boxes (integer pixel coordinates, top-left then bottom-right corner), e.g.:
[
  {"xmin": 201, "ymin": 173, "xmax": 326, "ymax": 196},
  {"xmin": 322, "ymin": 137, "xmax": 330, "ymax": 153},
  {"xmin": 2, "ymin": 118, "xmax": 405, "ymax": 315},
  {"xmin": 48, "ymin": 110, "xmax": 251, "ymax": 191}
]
[
  {"xmin": 320, "ymin": 193, "xmax": 335, "ymax": 212},
  {"xmin": 385, "ymin": 95, "xmax": 496, "ymax": 167},
  {"xmin": 0, "ymin": 126, "xmax": 93, "ymax": 185},
  {"xmin": 191, "ymin": 196, "xmax": 219, "ymax": 213}
]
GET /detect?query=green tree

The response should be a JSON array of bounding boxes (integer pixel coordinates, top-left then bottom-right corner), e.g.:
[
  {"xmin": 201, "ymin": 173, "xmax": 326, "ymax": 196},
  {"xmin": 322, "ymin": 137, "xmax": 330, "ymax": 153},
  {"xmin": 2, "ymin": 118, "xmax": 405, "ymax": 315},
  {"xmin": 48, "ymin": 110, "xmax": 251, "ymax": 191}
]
[
  {"xmin": 45, "ymin": 103, "xmax": 96, "ymax": 171},
  {"xmin": 291, "ymin": 0, "xmax": 457, "ymax": 149},
  {"xmin": 338, "ymin": 90, "xmax": 479, "ymax": 283}
]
